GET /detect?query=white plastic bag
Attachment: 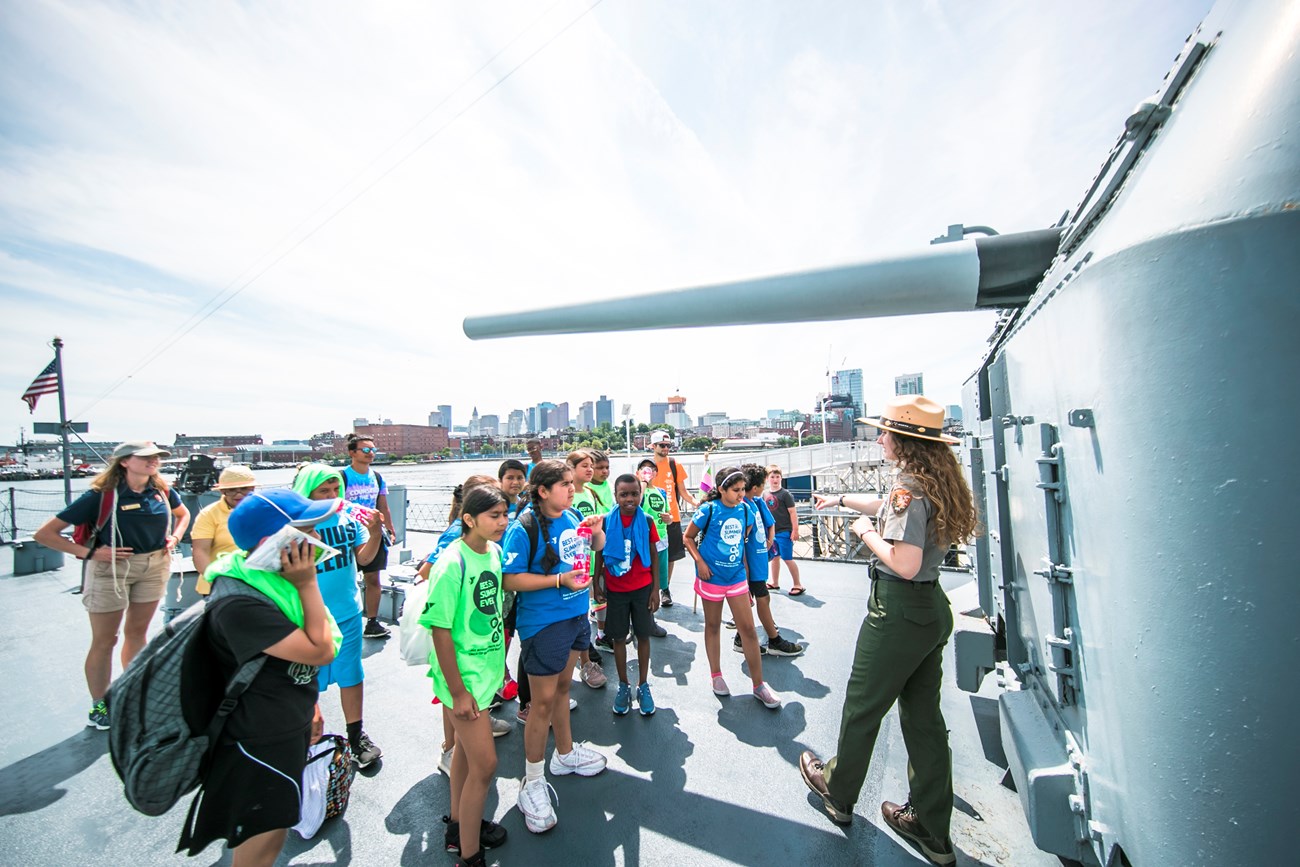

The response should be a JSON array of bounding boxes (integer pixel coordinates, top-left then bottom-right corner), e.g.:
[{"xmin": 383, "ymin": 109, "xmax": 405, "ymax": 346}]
[
  {"xmin": 398, "ymin": 580, "xmax": 432, "ymax": 666},
  {"xmin": 245, "ymin": 525, "xmax": 340, "ymax": 572}
]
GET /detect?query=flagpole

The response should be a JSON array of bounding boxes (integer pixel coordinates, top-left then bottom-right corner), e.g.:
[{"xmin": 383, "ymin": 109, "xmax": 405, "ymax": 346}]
[{"xmin": 53, "ymin": 336, "xmax": 73, "ymax": 505}]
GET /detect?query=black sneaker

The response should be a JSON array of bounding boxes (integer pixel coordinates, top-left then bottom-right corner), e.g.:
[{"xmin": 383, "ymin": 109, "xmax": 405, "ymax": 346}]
[
  {"xmin": 593, "ymin": 633, "xmax": 614, "ymax": 651},
  {"xmin": 733, "ymin": 634, "xmax": 767, "ymax": 655},
  {"xmin": 660, "ymin": 588, "xmax": 673, "ymax": 607},
  {"xmin": 355, "ymin": 732, "xmax": 382, "ymax": 768},
  {"xmin": 363, "ymin": 618, "xmax": 391, "ymax": 639},
  {"xmin": 87, "ymin": 700, "xmax": 109, "ymax": 731},
  {"xmin": 649, "ymin": 621, "xmax": 667, "ymax": 638},
  {"xmin": 588, "ymin": 644, "xmax": 603, "ymax": 664},
  {"xmin": 766, "ymin": 634, "xmax": 805, "ymax": 657},
  {"xmin": 444, "ymin": 815, "xmax": 509, "ymax": 852}
]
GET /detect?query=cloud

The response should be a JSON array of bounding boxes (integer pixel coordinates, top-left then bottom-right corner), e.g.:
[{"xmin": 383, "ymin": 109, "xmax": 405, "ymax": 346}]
[{"xmin": 1, "ymin": 1, "xmax": 1215, "ymax": 442}]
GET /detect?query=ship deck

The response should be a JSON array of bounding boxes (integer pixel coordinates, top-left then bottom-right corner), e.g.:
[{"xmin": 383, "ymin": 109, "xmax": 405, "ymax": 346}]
[{"xmin": 0, "ymin": 548, "xmax": 1059, "ymax": 866}]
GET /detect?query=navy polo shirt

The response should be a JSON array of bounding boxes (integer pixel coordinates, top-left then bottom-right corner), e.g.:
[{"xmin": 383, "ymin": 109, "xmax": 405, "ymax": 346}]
[{"xmin": 57, "ymin": 482, "xmax": 182, "ymax": 554}]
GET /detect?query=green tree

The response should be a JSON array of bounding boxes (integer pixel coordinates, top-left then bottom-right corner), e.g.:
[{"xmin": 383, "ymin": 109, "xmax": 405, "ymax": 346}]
[
  {"xmin": 683, "ymin": 435, "xmax": 715, "ymax": 451},
  {"xmin": 803, "ymin": 435, "xmax": 824, "ymax": 445}
]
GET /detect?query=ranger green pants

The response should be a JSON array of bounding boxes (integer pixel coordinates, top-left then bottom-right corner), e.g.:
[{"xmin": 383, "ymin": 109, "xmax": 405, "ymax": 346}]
[{"xmin": 824, "ymin": 577, "xmax": 955, "ymax": 842}]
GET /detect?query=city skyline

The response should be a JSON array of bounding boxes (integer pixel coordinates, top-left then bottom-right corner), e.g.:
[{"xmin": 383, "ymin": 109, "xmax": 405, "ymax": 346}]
[{"xmin": 2, "ymin": 4, "xmax": 1211, "ymax": 444}]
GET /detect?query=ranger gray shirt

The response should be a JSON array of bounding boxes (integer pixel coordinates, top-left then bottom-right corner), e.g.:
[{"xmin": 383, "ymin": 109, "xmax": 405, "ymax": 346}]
[{"xmin": 874, "ymin": 475, "xmax": 947, "ymax": 583}]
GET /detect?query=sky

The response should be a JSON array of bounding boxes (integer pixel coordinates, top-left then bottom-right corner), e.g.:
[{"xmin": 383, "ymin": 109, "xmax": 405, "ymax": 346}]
[{"xmin": 0, "ymin": 0, "xmax": 1215, "ymax": 445}]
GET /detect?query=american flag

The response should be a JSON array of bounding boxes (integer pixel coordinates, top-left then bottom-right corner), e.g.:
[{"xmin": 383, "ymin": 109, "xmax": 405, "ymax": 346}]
[{"xmin": 21, "ymin": 359, "xmax": 59, "ymax": 413}]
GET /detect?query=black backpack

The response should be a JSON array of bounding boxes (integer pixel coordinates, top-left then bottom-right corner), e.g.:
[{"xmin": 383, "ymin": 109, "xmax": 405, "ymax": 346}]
[{"xmin": 106, "ymin": 578, "xmax": 270, "ymax": 816}]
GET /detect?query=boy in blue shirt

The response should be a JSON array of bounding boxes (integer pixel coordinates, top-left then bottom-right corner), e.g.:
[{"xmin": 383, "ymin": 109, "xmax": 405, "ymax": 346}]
[
  {"xmin": 343, "ymin": 433, "xmax": 397, "ymax": 638},
  {"xmin": 292, "ymin": 463, "xmax": 385, "ymax": 768}
]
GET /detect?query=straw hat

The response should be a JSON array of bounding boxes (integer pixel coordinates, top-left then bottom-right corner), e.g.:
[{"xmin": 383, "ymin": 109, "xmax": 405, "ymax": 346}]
[
  {"xmin": 213, "ymin": 464, "xmax": 257, "ymax": 489},
  {"xmin": 858, "ymin": 396, "xmax": 959, "ymax": 444}
]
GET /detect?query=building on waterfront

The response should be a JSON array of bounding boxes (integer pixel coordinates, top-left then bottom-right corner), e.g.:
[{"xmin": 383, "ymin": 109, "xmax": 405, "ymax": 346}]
[
  {"xmin": 427, "ymin": 410, "xmax": 444, "ymax": 427},
  {"xmin": 551, "ymin": 402, "xmax": 570, "ymax": 431},
  {"xmin": 895, "ymin": 373, "xmax": 924, "ymax": 395},
  {"xmin": 535, "ymin": 401, "xmax": 556, "ymax": 433},
  {"xmin": 507, "ymin": 409, "xmax": 526, "ymax": 437},
  {"xmin": 352, "ymin": 417, "xmax": 369, "ymax": 429},
  {"xmin": 355, "ymin": 423, "xmax": 449, "ymax": 457},
  {"xmin": 438, "ymin": 405, "xmax": 452, "ymax": 429},
  {"xmin": 650, "ymin": 402, "xmax": 669, "ymax": 425},
  {"xmin": 468, "ymin": 407, "xmax": 481, "ymax": 438},
  {"xmin": 172, "ymin": 434, "xmax": 263, "ymax": 457},
  {"xmin": 479, "ymin": 414, "xmax": 499, "ymax": 436},
  {"xmin": 578, "ymin": 401, "xmax": 594, "ymax": 431},
  {"xmin": 766, "ymin": 409, "xmax": 785, "ymax": 419},
  {"xmin": 833, "ymin": 368, "xmax": 864, "ymax": 417},
  {"xmin": 700, "ymin": 411, "xmax": 727, "ymax": 427},
  {"xmin": 596, "ymin": 395, "xmax": 613, "ymax": 428}
]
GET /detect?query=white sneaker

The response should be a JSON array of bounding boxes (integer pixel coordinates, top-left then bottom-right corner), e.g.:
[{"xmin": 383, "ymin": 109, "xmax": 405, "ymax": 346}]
[
  {"xmin": 548, "ymin": 742, "xmax": 607, "ymax": 777},
  {"xmin": 517, "ymin": 776, "xmax": 558, "ymax": 833},
  {"xmin": 491, "ymin": 716, "xmax": 512, "ymax": 738},
  {"xmin": 438, "ymin": 746, "xmax": 453, "ymax": 776},
  {"xmin": 570, "ymin": 697, "xmax": 578, "ymax": 710}
]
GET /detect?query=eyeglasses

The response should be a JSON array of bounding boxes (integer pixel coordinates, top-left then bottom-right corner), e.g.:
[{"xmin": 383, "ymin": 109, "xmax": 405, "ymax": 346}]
[{"xmin": 359, "ymin": 447, "xmax": 376, "ymax": 454}]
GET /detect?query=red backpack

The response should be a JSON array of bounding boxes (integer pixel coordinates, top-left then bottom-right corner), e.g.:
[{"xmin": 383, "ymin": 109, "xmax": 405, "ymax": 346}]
[{"xmin": 72, "ymin": 488, "xmax": 117, "ymax": 558}]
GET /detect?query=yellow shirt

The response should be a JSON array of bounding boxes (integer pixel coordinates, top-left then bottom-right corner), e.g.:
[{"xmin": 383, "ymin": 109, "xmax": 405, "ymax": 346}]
[{"xmin": 192, "ymin": 498, "xmax": 237, "ymax": 594}]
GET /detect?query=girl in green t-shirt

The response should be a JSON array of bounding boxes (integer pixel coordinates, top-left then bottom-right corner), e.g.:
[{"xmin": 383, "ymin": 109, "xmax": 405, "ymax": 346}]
[{"xmin": 419, "ymin": 486, "xmax": 512, "ymax": 866}]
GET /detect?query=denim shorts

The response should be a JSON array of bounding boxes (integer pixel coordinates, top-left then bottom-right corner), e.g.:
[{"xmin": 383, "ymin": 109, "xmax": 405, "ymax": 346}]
[{"xmin": 519, "ymin": 614, "xmax": 590, "ymax": 676}]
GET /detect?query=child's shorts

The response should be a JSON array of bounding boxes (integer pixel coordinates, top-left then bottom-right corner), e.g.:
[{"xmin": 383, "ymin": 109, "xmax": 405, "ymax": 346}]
[
  {"xmin": 771, "ymin": 531, "xmax": 794, "ymax": 561},
  {"xmin": 747, "ymin": 578, "xmax": 770, "ymax": 599},
  {"xmin": 519, "ymin": 614, "xmax": 590, "ymax": 676},
  {"xmin": 317, "ymin": 613, "xmax": 364, "ymax": 690},
  {"xmin": 694, "ymin": 577, "xmax": 749, "ymax": 602},
  {"xmin": 606, "ymin": 584, "xmax": 654, "ymax": 641}
]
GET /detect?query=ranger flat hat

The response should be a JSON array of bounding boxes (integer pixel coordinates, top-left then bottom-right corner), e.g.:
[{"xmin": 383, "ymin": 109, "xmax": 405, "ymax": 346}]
[{"xmin": 858, "ymin": 396, "xmax": 959, "ymax": 444}]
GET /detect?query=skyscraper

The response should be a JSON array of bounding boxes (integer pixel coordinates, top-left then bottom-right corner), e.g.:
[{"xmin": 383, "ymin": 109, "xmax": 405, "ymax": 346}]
[
  {"xmin": 895, "ymin": 373, "xmax": 924, "ymax": 396},
  {"xmin": 427, "ymin": 410, "xmax": 443, "ymax": 427},
  {"xmin": 833, "ymin": 368, "xmax": 865, "ymax": 417},
  {"xmin": 507, "ymin": 409, "xmax": 526, "ymax": 437},
  {"xmin": 551, "ymin": 402, "xmax": 570, "ymax": 430},
  {"xmin": 650, "ymin": 402, "xmax": 669, "ymax": 425},
  {"xmin": 438, "ymin": 405, "xmax": 453, "ymax": 429},
  {"xmin": 578, "ymin": 401, "xmax": 594, "ymax": 431},
  {"xmin": 596, "ymin": 395, "xmax": 613, "ymax": 428}
]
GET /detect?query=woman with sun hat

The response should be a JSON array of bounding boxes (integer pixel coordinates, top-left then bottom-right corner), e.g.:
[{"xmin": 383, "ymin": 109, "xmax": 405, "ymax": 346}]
[{"xmin": 797, "ymin": 395, "xmax": 978, "ymax": 866}]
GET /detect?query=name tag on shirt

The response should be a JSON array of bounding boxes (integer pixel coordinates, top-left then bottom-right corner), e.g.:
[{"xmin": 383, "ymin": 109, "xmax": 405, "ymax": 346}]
[{"xmin": 121, "ymin": 503, "xmax": 141, "ymax": 511}]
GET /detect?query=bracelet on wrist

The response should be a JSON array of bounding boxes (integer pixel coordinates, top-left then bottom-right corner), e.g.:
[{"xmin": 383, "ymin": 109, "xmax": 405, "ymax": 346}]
[{"xmin": 838, "ymin": 494, "xmax": 845, "ymax": 508}]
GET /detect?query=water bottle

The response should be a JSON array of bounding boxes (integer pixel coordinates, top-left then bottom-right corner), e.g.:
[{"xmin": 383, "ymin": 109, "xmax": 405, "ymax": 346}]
[
  {"xmin": 337, "ymin": 500, "xmax": 377, "ymax": 524},
  {"xmin": 573, "ymin": 524, "xmax": 593, "ymax": 577}
]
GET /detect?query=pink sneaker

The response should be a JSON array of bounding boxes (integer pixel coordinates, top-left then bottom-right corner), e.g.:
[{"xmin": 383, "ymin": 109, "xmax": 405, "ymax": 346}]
[
  {"xmin": 581, "ymin": 661, "xmax": 607, "ymax": 688},
  {"xmin": 711, "ymin": 675, "xmax": 731, "ymax": 696},
  {"xmin": 753, "ymin": 682, "xmax": 781, "ymax": 709}
]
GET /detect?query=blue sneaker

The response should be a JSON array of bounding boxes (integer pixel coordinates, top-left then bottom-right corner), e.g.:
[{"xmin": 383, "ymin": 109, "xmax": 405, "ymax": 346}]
[
  {"xmin": 637, "ymin": 682, "xmax": 655, "ymax": 716},
  {"xmin": 613, "ymin": 682, "xmax": 632, "ymax": 716}
]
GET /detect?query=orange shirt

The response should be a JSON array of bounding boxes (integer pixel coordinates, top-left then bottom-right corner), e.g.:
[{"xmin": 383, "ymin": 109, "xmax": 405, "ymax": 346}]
[{"xmin": 650, "ymin": 456, "xmax": 688, "ymax": 523}]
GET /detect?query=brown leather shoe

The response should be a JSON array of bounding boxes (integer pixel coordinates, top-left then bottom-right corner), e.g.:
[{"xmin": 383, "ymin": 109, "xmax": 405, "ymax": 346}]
[
  {"xmin": 881, "ymin": 800, "xmax": 955, "ymax": 865},
  {"xmin": 799, "ymin": 750, "xmax": 853, "ymax": 825}
]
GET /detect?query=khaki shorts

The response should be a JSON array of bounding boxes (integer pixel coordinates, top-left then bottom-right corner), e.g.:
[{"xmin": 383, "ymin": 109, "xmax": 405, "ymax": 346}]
[{"xmin": 82, "ymin": 550, "xmax": 169, "ymax": 613}]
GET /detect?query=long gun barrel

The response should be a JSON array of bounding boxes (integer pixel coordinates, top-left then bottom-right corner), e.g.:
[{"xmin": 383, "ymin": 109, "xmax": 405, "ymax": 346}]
[{"xmin": 464, "ymin": 227, "xmax": 1061, "ymax": 339}]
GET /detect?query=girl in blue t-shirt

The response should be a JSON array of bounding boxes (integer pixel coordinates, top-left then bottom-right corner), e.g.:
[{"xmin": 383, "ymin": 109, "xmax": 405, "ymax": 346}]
[
  {"xmin": 501, "ymin": 460, "xmax": 608, "ymax": 834},
  {"xmin": 684, "ymin": 466, "xmax": 781, "ymax": 709}
]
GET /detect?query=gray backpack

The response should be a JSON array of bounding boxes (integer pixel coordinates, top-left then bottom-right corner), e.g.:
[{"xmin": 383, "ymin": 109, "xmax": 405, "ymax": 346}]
[{"xmin": 106, "ymin": 577, "xmax": 269, "ymax": 816}]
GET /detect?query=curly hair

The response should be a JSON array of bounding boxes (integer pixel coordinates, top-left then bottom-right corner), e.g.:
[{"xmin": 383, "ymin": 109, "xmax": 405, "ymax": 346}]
[{"xmin": 888, "ymin": 435, "xmax": 980, "ymax": 548}]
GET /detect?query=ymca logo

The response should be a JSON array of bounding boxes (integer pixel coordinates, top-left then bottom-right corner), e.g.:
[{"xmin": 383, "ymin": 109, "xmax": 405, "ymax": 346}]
[{"xmin": 557, "ymin": 528, "xmax": 583, "ymax": 564}]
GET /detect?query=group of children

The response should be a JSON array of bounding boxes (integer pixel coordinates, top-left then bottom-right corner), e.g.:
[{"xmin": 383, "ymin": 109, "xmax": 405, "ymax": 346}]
[{"xmin": 417, "ymin": 450, "xmax": 809, "ymax": 865}]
